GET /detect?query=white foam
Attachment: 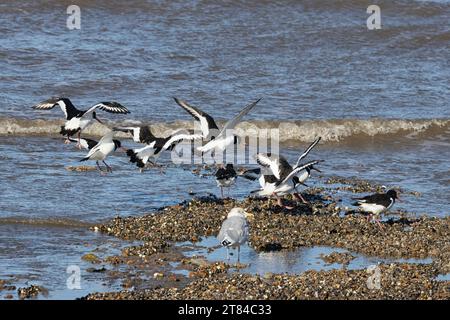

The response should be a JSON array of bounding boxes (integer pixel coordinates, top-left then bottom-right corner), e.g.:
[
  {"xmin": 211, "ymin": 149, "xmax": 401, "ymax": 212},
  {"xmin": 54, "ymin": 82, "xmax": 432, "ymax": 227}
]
[{"xmin": 0, "ymin": 117, "xmax": 448, "ymax": 143}]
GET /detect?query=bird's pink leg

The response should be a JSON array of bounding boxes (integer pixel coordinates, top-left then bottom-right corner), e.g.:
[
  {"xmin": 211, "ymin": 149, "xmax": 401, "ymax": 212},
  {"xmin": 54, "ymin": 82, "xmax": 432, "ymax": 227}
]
[
  {"xmin": 376, "ymin": 219, "xmax": 385, "ymax": 230},
  {"xmin": 77, "ymin": 131, "xmax": 82, "ymax": 149},
  {"xmin": 96, "ymin": 161, "xmax": 106, "ymax": 176},
  {"xmin": 275, "ymin": 194, "xmax": 294, "ymax": 210},
  {"xmin": 374, "ymin": 214, "xmax": 384, "ymax": 230},
  {"xmin": 293, "ymin": 192, "xmax": 308, "ymax": 204},
  {"xmin": 64, "ymin": 134, "xmax": 70, "ymax": 144},
  {"xmin": 103, "ymin": 161, "xmax": 112, "ymax": 173}
]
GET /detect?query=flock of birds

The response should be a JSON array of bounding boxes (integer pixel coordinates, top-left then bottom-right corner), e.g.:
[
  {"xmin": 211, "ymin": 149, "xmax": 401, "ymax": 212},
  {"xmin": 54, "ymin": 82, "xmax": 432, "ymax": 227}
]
[{"xmin": 32, "ymin": 96, "xmax": 401, "ymax": 261}]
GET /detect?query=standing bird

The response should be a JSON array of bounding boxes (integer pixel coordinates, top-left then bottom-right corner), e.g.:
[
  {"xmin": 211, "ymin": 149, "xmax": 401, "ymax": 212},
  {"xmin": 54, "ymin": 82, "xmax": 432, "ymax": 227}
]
[
  {"xmin": 33, "ymin": 97, "xmax": 130, "ymax": 147},
  {"xmin": 79, "ymin": 131, "xmax": 125, "ymax": 173},
  {"xmin": 215, "ymin": 164, "xmax": 261, "ymax": 198},
  {"xmin": 352, "ymin": 189, "xmax": 401, "ymax": 229},
  {"xmin": 217, "ymin": 208, "xmax": 250, "ymax": 262},
  {"xmin": 122, "ymin": 128, "xmax": 202, "ymax": 172},
  {"xmin": 174, "ymin": 97, "xmax": 262, "ymax": 156}
]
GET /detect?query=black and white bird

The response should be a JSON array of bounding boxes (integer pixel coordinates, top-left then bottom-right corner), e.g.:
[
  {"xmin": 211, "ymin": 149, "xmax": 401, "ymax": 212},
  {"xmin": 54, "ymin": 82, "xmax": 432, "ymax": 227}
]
[
  {"xmin": 252, "ymin": 154, "xmax": 322, "ymax": 209},
  {"xmin": 174, "ymin": 97, "xmax": 262, "ymax": 156},
  {"xmin": 214, "ymin": 164, "xmax": 261, "ymax": 198},
  {"xmin": 68, "ymin": 137, "xmax": 99, "ymax": 150},
  {"xmin": 217, "ymin": 207, "xmax": 251, "ymax": 262},
  {"xmin": 33, "ymin": 97, "xmax": 130, "ymax": 147},
  {"xmin": 112, "ymin": 126, "xmax": 156, "ymax": 144},
  {"xmin": 352, "ymin": 189, "xmax": 401, "ymax": 228},
  {"xmin": 290, "ymin": 137, "xmax": 322, "ymax": 202},
  {"xmin": 122, "ymin": 128, "xmax": 202, "ymax": 172},
  {"xmin": 68, "ymin": 137, "xmax": 121, "ymax": 151},
  {"xmin": 251, "ymin": 138, "xmax": 322, "ymax": 207},
  {"xmin": 79, "ymin": 131, "xmax": 125, "ymax": 173},
  {"xmin": 173, "ymin": 98, "xmax": 220, "ymax": 141}
]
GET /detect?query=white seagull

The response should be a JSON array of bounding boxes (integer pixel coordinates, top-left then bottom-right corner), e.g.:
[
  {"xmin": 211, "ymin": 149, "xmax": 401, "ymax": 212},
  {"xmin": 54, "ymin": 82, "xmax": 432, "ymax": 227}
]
[
  {"xmin": 33, "ymin": 97, "xmax": 130, "ymax": 147},
  {"xmin": 217, "ymin": 207, "xmax": 251, "ymax": 262},
  {"xmin": 174, "ymin": 97, "xmax": 262, "ymax": 155},
  {"xmin": 291, "ymin": 137, "xmax": 322, "ymax": 201},
  {"xmin": 79, "ymin": 131, "xmax": 125, "ymax": 173}
]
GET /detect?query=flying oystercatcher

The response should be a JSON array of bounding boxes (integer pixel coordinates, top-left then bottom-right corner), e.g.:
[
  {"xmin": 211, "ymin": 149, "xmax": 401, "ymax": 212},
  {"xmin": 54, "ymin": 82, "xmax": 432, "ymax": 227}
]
[
  {"xmin": 252, "ymin": 156, "xmax": 322, "ymax": 209},
  {"xmin": 33, "ymin": 97, "xmax": 130, "ymax": 147},
  {"xmin": 119, "ymin": 127, "xmax": 202, "ymax": 172},
  {"xmin": 251, "ymin": 137, "xmax": 322, "ymax": 207},
  {"xmin": 112, "ymin": 125, "xmax": 156, "ymax": 144},
  {"xmin": 173, "ymin": 97, "xmax": 261, "ymax": 158}
]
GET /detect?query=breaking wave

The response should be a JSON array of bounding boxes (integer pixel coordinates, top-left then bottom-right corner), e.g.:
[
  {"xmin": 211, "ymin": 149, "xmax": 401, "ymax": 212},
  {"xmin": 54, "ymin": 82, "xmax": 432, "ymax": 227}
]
[{"xmin": 0, "ymin": 117, "xmax": 448, "ymax": 143}]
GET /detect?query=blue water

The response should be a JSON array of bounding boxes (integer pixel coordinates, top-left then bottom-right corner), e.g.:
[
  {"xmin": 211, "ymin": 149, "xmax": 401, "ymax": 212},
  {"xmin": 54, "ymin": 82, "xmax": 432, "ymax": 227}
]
[{"xmin": 178, "ymin": 237, "xmax": 433, "ymax": 275}]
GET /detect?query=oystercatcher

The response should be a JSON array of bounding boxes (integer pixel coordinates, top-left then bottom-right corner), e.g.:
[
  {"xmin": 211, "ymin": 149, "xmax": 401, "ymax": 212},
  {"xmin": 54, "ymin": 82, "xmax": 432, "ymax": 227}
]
[
  {"xmin": 112, "ymin": 126, "xmax": 155, "ymax": 144},
  {"xmin": 352, "ymin": 189, "xmax": 401, "ymax": 228},
  {"xmin": 125, "ymin": 128, "xmax": 202, "ymax": 172},
  {"xmin": 214, "ymin": 164, "xmax": 260, "ymax": 198},
  {"xmin": 253, "ymin": 156, "xmax": 322, "ymax": 208},
  {"xmin": 173, "ymin": 98, "xmax": 220, "ymax": 141},
  {"xmin": 79, "ymin": 131, "xmax": 125, "ymax": 174},
  {"xmin": 33, "ymin": 97, "xmax": 129, "ymax": 147},
  {"xmin": 174, "ymin": 97, "xmax": 261, "ymax": 156},
  {"xmin": 251, "ymin": 137, "xmax": 322, "ymax": 207},
  {"xmin": 68, "ymin": 137, "xmax": 121, "ymax": 151}
]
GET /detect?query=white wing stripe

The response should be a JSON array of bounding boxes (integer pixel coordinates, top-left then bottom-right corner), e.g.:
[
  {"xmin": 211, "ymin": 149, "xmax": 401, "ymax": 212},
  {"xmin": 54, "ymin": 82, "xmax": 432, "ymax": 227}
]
[
  {"xmin": 280, "ymin": 160, "xmax": 320, "ymax": 186},
  {"xmin": 162, "ymin": 133, "xmax": 202, "ymax": 150},
  {"xmin": 295, "ymin": 137, "xmax": 321, "ymax": 167},
  {"xmin": 256, "ymin": 154, "xmax": 281, "ymax": 180}
]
